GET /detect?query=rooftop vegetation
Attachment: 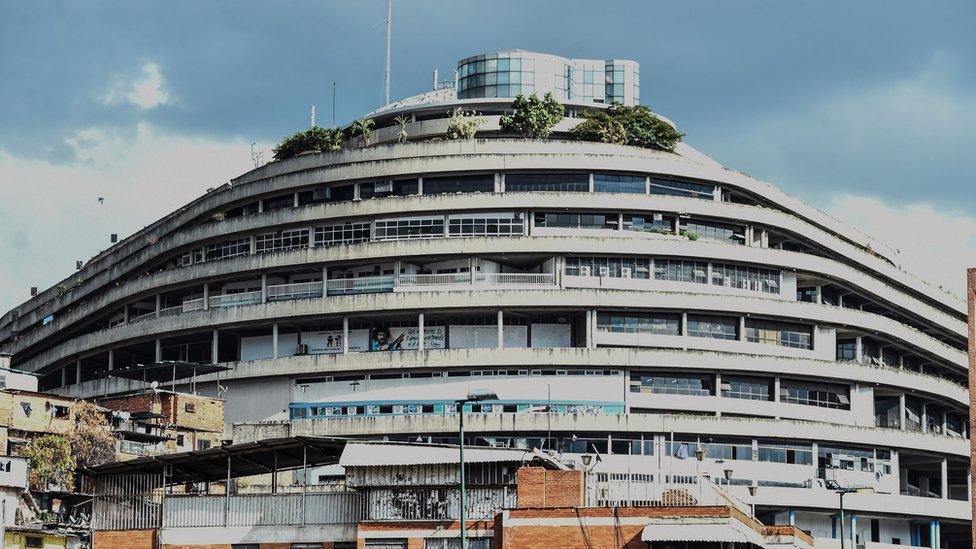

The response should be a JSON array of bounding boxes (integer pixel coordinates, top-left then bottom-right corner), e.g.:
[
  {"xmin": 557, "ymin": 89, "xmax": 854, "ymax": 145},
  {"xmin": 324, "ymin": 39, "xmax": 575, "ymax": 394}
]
[
  {"xmin": 273, "ymin": 126, "xmax": 345, "ymax": 161},
  {"xmin": 499, "ymin": 92, "xmax": 564, "ymax": 139},
  {"xmin": 571, "ymin": 104, "xmax": 684, "ymax": 152}
]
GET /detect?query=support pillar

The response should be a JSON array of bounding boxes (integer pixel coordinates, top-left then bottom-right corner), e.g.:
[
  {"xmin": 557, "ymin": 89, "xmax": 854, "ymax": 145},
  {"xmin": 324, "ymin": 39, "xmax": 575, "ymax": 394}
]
[
  {"xmin": 899, "ymin": 393, "xmax": 907, "ymax": 430},
  {"xmin": 342, "ymin": 317, "xmax": 349, "ymax": 354},
  {"xmin": 941, "ymin": 458, "xmax": 948, "ymax": 499},
  {"xmin": 497, "ymin": 310, "xmax": 504, "ymax": 349},
  {"xmin": 203, "ymin": 283, "xmax": 210, "ymax": 310},
  {"xmin": 418, "ymin": 313, "xmax": 425, "ymax": 352},
  {"xmin": 155, "ymin": 294, "xmax": 162, "ymax": 318},
  {"xmin": 107, "ymin": 349, "xmax": 114, "ymax": 371},
  {"xmin": 322, "ymin": 266, "xmax": 329, "ymax": 297},
  {"xmin": 261, "ymin": 273, "xmax": 268, "ymax": 303},
  {"xmin": 850, "ymin": 514, "xmax": 857, "ymax": 547},
  {"xmin": 155, "ymin": 339, "xmax": 162, "ymax": 363},
  {"xmin": 788, "ymin": 509, "xmax": 795, "ymax": 526},
  {"xmin": 212, "ymin": 330, "xmax": 219, "ymax": 365},
  {"xmin": 272, "ymin": 323, "xmax": 279, "ymax": 359}
]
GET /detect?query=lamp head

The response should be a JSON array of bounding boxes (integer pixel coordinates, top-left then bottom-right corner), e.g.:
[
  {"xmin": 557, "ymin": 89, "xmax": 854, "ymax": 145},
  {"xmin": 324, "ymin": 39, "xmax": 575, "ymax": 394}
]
[
  {"xmin": 581, "ymin": 454, "xmax": 593, "ymax": 467},
  {"xmin": 723, "ymin": 468, "xmax": 734, "ymax": 481},
  {"xmin": 748, "ymin": 485, "xmax": 758, "ymax": 496},
  {"xmin": 694, "ymin": 448, "xmax": 705, "ymax": 462}
]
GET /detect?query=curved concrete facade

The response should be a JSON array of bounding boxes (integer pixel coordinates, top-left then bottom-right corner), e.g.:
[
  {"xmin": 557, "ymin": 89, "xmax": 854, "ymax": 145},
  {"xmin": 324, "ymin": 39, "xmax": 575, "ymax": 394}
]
[{"xmin": 3, "ymin": 84, "xmax": 970, "ymax": 545}]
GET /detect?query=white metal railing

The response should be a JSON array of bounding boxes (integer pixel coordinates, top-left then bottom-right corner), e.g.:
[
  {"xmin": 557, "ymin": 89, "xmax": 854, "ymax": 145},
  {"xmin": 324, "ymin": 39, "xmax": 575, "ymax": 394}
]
[
  {"xmin": 181, "ymin": 298, "xmax": 205, "ymax": 313},
  {"xmin": 267, "ymin": 281, "xmax": 323, "ymax": 301},
  {"xmin": 159, "ymin": 305, "xmax": 183, "ymax": 317},
  {"xmin": 326, "ymin": 275, "xmax": 395, "ymax": 295},
  {"xmin": 128, "ymin": 311, "xmax": 156, "ymax": 324},
  {"xmin": 116, "ymin": 439, "xmax": 165, "ymax": 457},
  {"xmin": 161, "ymin": 492, "xmax": 360, "ymax": 528},
  {"xmin": 208, "ymin": 291, "xmax": 262, "ymax": 308},
  {"xmin": 398, "ymin": 272, "xmax": 472, "ymax": 286},
  {"xmin": 479, "ymin": 272, "xmax": 555, "ymax": 285}
]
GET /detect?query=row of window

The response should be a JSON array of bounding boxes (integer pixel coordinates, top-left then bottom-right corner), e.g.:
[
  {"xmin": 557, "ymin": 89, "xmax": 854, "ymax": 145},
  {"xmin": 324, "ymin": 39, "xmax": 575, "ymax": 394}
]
[
  {"xmin": 597, "ymin": 312, "xmax": 813, "ymax": 350},
  {"xmin": 290, "ymin": 400, "xmax": 624, "ymax": 420},
  {"xmin": 563, "ymin": 257, "xmax": 781, "ymax": 295},
  {"xmin": 628, "ymin": 373, "xmax": 850, "ymax": 410}
]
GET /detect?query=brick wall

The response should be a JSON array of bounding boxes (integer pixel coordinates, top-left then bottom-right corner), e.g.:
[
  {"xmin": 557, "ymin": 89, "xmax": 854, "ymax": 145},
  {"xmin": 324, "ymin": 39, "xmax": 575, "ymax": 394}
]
[
  {"xmin": 93, "ymin": 529, "xmax": 156, "ymax": 549},
  {"xmin": 100, "ymin": 392, "xmax": 224, "ymax": 433},
  {"xmin": 515, "ymin": 467, "xmax": 584, "ymax": 508},
  {"xmin": 0, "ymin": 390, "xmax": 75, "ymax": 436},
  {"xmin": 968, "ymin": 267, "xmax": 975, "ymax": 549}
]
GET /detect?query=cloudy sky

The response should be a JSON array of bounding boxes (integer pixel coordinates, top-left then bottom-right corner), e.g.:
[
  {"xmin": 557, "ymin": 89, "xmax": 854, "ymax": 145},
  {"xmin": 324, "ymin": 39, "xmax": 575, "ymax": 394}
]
[{"xmin": 1, "ymin": 0, "xmax": 974, "ymax": 312}]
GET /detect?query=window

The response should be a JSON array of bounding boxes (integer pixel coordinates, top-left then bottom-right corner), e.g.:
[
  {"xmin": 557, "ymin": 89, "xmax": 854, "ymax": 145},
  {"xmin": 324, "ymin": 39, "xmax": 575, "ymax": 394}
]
[
  {"xmin": 623, "ymin": 213, "xmax": 672, "ymax": 234},
  {"xmin": 722, "ymin": 376, "xmax": 771, "ymax": 401},
  {"xmin": 448, "ymin": 213, "xmax": 524, "ymax": 237},
  {"xmin": 373, "ymin": 217, "xmax": 444, "ymax": 240},
  {"xmin": 683, "ymin": 220, "xmax": 744, "ymax": 244},
  {"xmin": 534, "ymin": 212, "xmax": 617, "ymax": 230},
  {"xmin": 711, "ymin": 263, "xmax": 780, "ymax": 293},
  {"xmin": 745, "ymin": 319, "xmax": 812, "ymax": 349},
  {"xmin": 206, "ymin": 238, "xmax": 250, "ymax": 261},
  {"xmin": 197, "ymin": 439, "xmax": 211, "ymax": 450},
  {"xmin": 255, "ymin": 229, "xmax": 310, "ymax": 253},
  {"xmin": 649, "ymin": 177, "xmax": 714, "ymax": 199},
  {"xmin": 422, "ymin": 174, "xmax": 494, "ymax": 194},
  {"xmin": 323, "ymin": 184, "xmax": 355, "ymax": 203},
  {"xmin": 184, "ymin": 402, "xmax": 196, "ymax": 413},
  {"xmin": 564, "ymin": 256, "xmax": 650, "ymax": 279},
  {"xmin": 781, "ymin": 380, "xmax": 850, "ymax": 410},
  {"xmin": 654, "ymin": 259, "xmax": 708, "ymax": 284},
  {"xmin": 315, "ymin": 222, "xmax": 371, "ymax": 247},
  {"xmin": 836, "ymin": 339, "xmax": 857, "ymax": 361},
  {"xmin": 262, "ymin": 194, "xmax": 294, "ymax": 211},
  {"xmin": 359, "ymin": 178, "xmax": 419, "ymax": 199},
  {"xmin": 630, "ymin": 373, "xmax": 713, "ymax": 396},
  {"xmin": 506, "ymin": 172, "xmax": 588, "ymax": 192},
  {"xmin": 687, "ymin": 314, "xmax": 738, "ymax": 340},
  {"xmin": 597, "ymin": 311, "xmax": 681, "ymax": 335},
  {"xmin": 364, "ymin": 540, "xmax": 407, "ymax": 549},
  {"xmin": 424, "ymin": 538, "xmax": 491, "ymax": 549},
  {"xmin": 25, "ymin": 538, "xmax": 43, "ymax": 549},
  {"xmin": 757, "ymin": 442, "xmax": 813, "ymax": 465},
  {"xmin": 594, "ymin": 173, "xmax": 646, "ymax": 194}
]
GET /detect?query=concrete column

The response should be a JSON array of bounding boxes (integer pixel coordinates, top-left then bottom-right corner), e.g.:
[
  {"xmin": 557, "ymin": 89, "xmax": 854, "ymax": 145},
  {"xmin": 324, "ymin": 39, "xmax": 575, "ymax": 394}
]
[
  {"xmin": 212, "ymin": 330, "xmax": 219, "ymax": 365},
  {"xmin": 941, "ymin": 410, "xmax": 947, "ymax": 435},
  {"xmin": 940, "ymin": 458, "xmax": 948, "ymax": 499},
  {"xmin": 588, "ymin": 173, "xmax": 594, "ymax": 193},
  {"xmin": 921, "ymin": 403, "xmax": 928, "ymax": 433},
  {"xmin": 714, "ymin": 372, "xmax": 722, "ymax": 418},
  {"xmin": 849, "ymin": 515, "xmax": 857, "ymax": 547},
  {"xmin": 353, "ymin": 184, "xmax": 360, "ymax": 200},
  {"xmin": 788, "ymin": 509, "xmax": 795, "ymax": 526},
  {"xmin": 417, "ymin": 313, "xmax": 425, "ymax": 352},
  {"xmin": 855, "ymin": 336, "xmax": 863, "ymax": 363},
  {"xmin": 203, "ymin": 283, "xmax": 210, "ymax": 310},
  {"xmin": 122, "ymin": 305, "xmax": 129, "ymax": 323},
  {"xmin": 929, "ymin": 519, "xmax": 939, "ymax": 549},
  {"xmin": 261, "ymin": 273, "xmax": 268, "ymax": 303},
  {"xmin": 713, "ymin": 186, "xmax": 722, "ymax": 201},
  {"xmin": 617, "ymin": 212, "xmax": 624, "ymax": 231},
  {"xmin": 497, "ymin": 310, "xmax": 504, "ymax": 349},
  {"xmin": 644, "ymin": 176, "xmax": 651, "ymax": 195},
  {"xmin": 967, "ymin": 466, "xmax": 972, "ymax": 504},
  {"xmin": 293, "ymin": 192, "xmax": 299, "ymax": 208},
  {"xmin": 75, "ymin": 360, "xmax": 82, "ymax": 385},
  {"xmin": 417, "ymin": 177, "xmax": 424, "ymax": 195},
  {"xmin": 585, "ymin": 310, "xmax": 593, "ymax": 349},
  {"xmin": 107, "ymin": 349, "xmax": 114, "ymax": 371},
  {"xmin": 773, "ymin": 377, "xmax": 781, "ymax": 403},
  {"xmin": 469, "ymin": 257, "xmax": 477, "ymax": 284},
  {"xmin": 155, "ymin": 294, "xmax": 162, "ymax": 318},
  {"xmin": 257, "ymin": 199, "xmax": 264, "ymax": 213},
  {"xmin": 443, "ymin": 214, "xmax": 450, "ymax": 237},
  {"xmin": 890, "ymin": 450, "xmax": 900, "ymax": 490},
  {"xmin": 899, "ymin": 393, "xmax": 907, "ymax": 430},
  {"xmin": 738, "ymin": 316, "xmax": 746, "ymax": 341},
  {"xmin": 814, "ymin": 285, "xmax": 822, "ymax": 304},
  {"xmin": 494, "ymin": 172, "xmax": 503, "ymax": 193},
  {"xmin": 61, "ymin": 366, "xmax": 67, "ymax": 388},
  {"xmin": 342, "ymin": 317, "xmax": 349, "ymax": 354},
  {"xmin": 680, "ymin": 312, "xmax": 688, "ymax": 337},
  {"xmin": 250, "ymin": 235, "xmax": 257, "ymax": 255},
  {"xmin": 155, "ymin": 339, "xmax": 162, "ymax": 363},
  {"xmin": 322, "ymin": 266, "xmax": 329, "ymax": 297},
  {"xmin": 272, "ymin": 323, "xmax": 279, "ymax": 359}
]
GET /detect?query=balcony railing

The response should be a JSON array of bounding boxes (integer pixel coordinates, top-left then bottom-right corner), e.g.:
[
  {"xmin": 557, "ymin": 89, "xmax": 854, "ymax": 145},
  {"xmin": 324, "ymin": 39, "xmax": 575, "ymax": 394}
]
[
  {"xmin": 182, "ymin": 298, "xmax": 205, "ymax": 312},
  {"xmin": 362, "ymin": 487, "xmax": 514, "ymax": 521},
  {"xmin": 162, "ymin": 492, "xmax": 361, "ymax": 528},
  {"xmin": 159, "ymin": 305, "xmax": 183, "ymax": 317},
  {"xmin": 398, "ymin": 273, "xmax": 472, "ymax": 286},
  {"xmin": 326, "ymin": 275, "xmax": 396, "ymax": 295},
  {"xmin": 208, "ymin": 291, "xmax": 262, "ymax": 308},
  {"xmin": 479, "ymin": 272, "xmax": 554, "ymax": 285},
  {"xmin": 267, "ymin": 281, "xmax": 323, "ymax": 301},
  {"xmin": 128, "ymin": 311, "xmax": 157, "ymax": 324}
]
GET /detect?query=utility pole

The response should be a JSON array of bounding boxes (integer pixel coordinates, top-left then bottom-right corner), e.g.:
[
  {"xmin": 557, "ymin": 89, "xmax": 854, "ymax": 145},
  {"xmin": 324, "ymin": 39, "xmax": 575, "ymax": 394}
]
[{"xmin": 383, "ymin": 0, "xmax": 392, "ymax": 105}]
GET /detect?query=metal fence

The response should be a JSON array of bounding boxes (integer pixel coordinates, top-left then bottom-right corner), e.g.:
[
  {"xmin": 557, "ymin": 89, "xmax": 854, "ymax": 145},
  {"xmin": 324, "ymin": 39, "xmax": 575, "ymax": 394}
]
[
  {"xmin": 362, "ymin": 487, "xmax": 515, "ymax": 521},
  {"xmin": 161, "ymin": 492, "xmax": 361, "ymax": 527}
]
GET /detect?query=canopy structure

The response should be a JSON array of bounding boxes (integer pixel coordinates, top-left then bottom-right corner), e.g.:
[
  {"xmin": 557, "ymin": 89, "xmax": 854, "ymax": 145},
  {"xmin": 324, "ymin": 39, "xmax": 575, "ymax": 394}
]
[
  {"xmin": 106, "ymin": 361, "xmax": 230, "ymax": 383},
  {"xmin": 82, "ymin": 436, "xmax": 347, "ymax": 485}
]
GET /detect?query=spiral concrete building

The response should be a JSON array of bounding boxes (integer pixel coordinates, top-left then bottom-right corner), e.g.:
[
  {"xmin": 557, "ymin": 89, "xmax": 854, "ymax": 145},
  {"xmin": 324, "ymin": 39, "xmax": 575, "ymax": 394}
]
[{"xmin": 1, "ymin": 51, "xmax": 970, "ymax": 547}]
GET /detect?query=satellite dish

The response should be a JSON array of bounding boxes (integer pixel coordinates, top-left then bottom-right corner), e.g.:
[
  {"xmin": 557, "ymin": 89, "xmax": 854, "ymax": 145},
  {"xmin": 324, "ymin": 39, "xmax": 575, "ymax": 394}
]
[{"xmin": 150, "ymin": 380, "xmax": 160, "ymax": 392}]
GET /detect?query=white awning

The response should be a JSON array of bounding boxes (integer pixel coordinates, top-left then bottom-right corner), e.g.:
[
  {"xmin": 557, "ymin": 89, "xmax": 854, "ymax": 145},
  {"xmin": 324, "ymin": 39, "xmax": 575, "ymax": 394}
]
[{"xmin": 641, "ymin": 521, "xmax": 764, "ymax": 545}]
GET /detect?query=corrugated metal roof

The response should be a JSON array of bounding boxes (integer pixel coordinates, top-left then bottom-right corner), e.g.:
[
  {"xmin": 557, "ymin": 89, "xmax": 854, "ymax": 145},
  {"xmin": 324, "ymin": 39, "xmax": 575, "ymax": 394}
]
[{"xmin": 340, "ymin": 442, "xmax": 535, "ymax": 467}]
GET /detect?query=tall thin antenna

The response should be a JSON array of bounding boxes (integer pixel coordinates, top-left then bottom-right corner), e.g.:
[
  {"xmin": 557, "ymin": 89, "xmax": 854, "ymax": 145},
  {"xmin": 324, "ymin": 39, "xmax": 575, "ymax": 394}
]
[
  {"xmin": 383, "ymin": 0, "xmax": 392, "ymax": 105},
  {"xmin": 310, "ymin": 105, "xmax": 317, "ymax": 128},
  {"xmin": 332, "ymin": 82, "xmax": 336, "ymax": 126},
  {"xmin": 250, "ymin": 142, "xmax": 264, "ymax": 169}
]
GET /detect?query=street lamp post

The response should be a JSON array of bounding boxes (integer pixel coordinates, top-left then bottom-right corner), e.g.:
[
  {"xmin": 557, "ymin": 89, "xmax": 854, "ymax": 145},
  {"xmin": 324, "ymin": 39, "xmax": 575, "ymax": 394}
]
[
  {"xmin": 456, "ymin": 390, "xmax": 498, "ymax": 549},
  {"xmin": 836, "ymin": 488, "xmax": 857, "ymax": 549}
]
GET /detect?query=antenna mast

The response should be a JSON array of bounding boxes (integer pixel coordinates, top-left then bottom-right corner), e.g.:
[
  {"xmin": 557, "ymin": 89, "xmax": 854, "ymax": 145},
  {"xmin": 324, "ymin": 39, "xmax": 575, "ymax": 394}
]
[
  {"xmin": 311, "ymin": 105, "xmax": 317, "ymax": 128},
  {"xmin": 383, "ymin": 0, "xmax": 392, "ymax": 105}
]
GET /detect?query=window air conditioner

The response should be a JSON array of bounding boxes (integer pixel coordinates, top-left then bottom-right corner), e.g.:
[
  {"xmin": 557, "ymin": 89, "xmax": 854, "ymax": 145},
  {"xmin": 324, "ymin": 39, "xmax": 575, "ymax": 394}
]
[
  {"xmin": 621, "ymin": 267, "xmax": 632, "ymax": 279},
  {"xmin": 599, "ymin": 266, "xmax": 610, "ymax": 277},
  {"xmin": 579, "ymin": 266, "xmax": 591, "ymax": 277}
]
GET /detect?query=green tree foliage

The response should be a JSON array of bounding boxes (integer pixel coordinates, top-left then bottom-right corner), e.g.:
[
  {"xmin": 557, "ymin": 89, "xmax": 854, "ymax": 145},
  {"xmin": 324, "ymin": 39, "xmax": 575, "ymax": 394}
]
[
  {"xmin": 272, "ymin": 127, "xmax": 345, "ymax": 160},
  {"xmin": 22, "ymin": 434, "xmax": 76, "ymax": 491},
  {"xmin": 571, "ymin": 104, "xmax": 684, "ymax": 152},
  {"xmin": 445, "ymin": 109, "xmax": 481, "ymax": 140},
  {"xmin": 498, "ymin": 93, "xmax": 564, "ymax": 139},
  {"xmin": 69, "ymin": 400, "xmax": 117, "ymax": 469},
  {"xmin": 351, "ymin": 117, "xmax": 375, "ymax": 147}
]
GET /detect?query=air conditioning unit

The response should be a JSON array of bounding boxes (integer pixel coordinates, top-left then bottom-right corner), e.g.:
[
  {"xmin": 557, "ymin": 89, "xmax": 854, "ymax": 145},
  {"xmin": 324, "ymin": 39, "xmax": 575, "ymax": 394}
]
[
  {"xmin": 296, "ymin": 344, "xmax": 309, "ymax": 355},
  {"xmin": 621, "ymin": 267, "xmax": 632, "ymax": 278},
  {"xmin": 598, "ymin": 266, "xmax": 610, "ymax": 277},
  {"xmin": 579, "ymin": 266, "xmax": 591, "ymax": 277}
]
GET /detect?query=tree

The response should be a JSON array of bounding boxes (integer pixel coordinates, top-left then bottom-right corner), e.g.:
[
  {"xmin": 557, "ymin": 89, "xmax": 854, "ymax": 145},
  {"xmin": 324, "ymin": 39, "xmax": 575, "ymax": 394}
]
[
  {"xmin": 69, "ymin": 400, "xmax": 116, "ymax": 469},
  {"xmin": 22, "ymin": 435, "xmax": 75, "ymax": 492},
  {"xmin": 351, "ymin": 117, "xmax": 375, "ymax": 147},
  {"xmin": 571, "ymin": 104, "xmax": 684, "ymax": 152},
  {"xmin": 445, "ymin": 109, "xmax": 481, "ymax": 140},
  {"xmin": 498, "ymin": 93, "xmax": 564, "ymax": 139},
  {"xmin": 394, "ymin": 115, "xmax": 410, "ymax": 144},
  {"xmin": 272, "ymin": 127, "xmax": 345, "ymax": 160}
]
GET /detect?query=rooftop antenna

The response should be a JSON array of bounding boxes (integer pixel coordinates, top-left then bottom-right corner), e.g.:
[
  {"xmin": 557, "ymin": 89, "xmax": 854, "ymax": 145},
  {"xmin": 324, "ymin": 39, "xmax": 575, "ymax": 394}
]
[
  {"xmin": 383, "ymin": 0, "xmax": 392, "ymax": 105},
  {"xmin": 310, "ymin": 105, "xmax": 317, "ymax": 128},
  {"xmin": 332, "ymin": 82, "xmax": 336, "ymax": 126},
  {"xmin": 250, "ymin": 142, "xmax": 264, "ymax": 169}
]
